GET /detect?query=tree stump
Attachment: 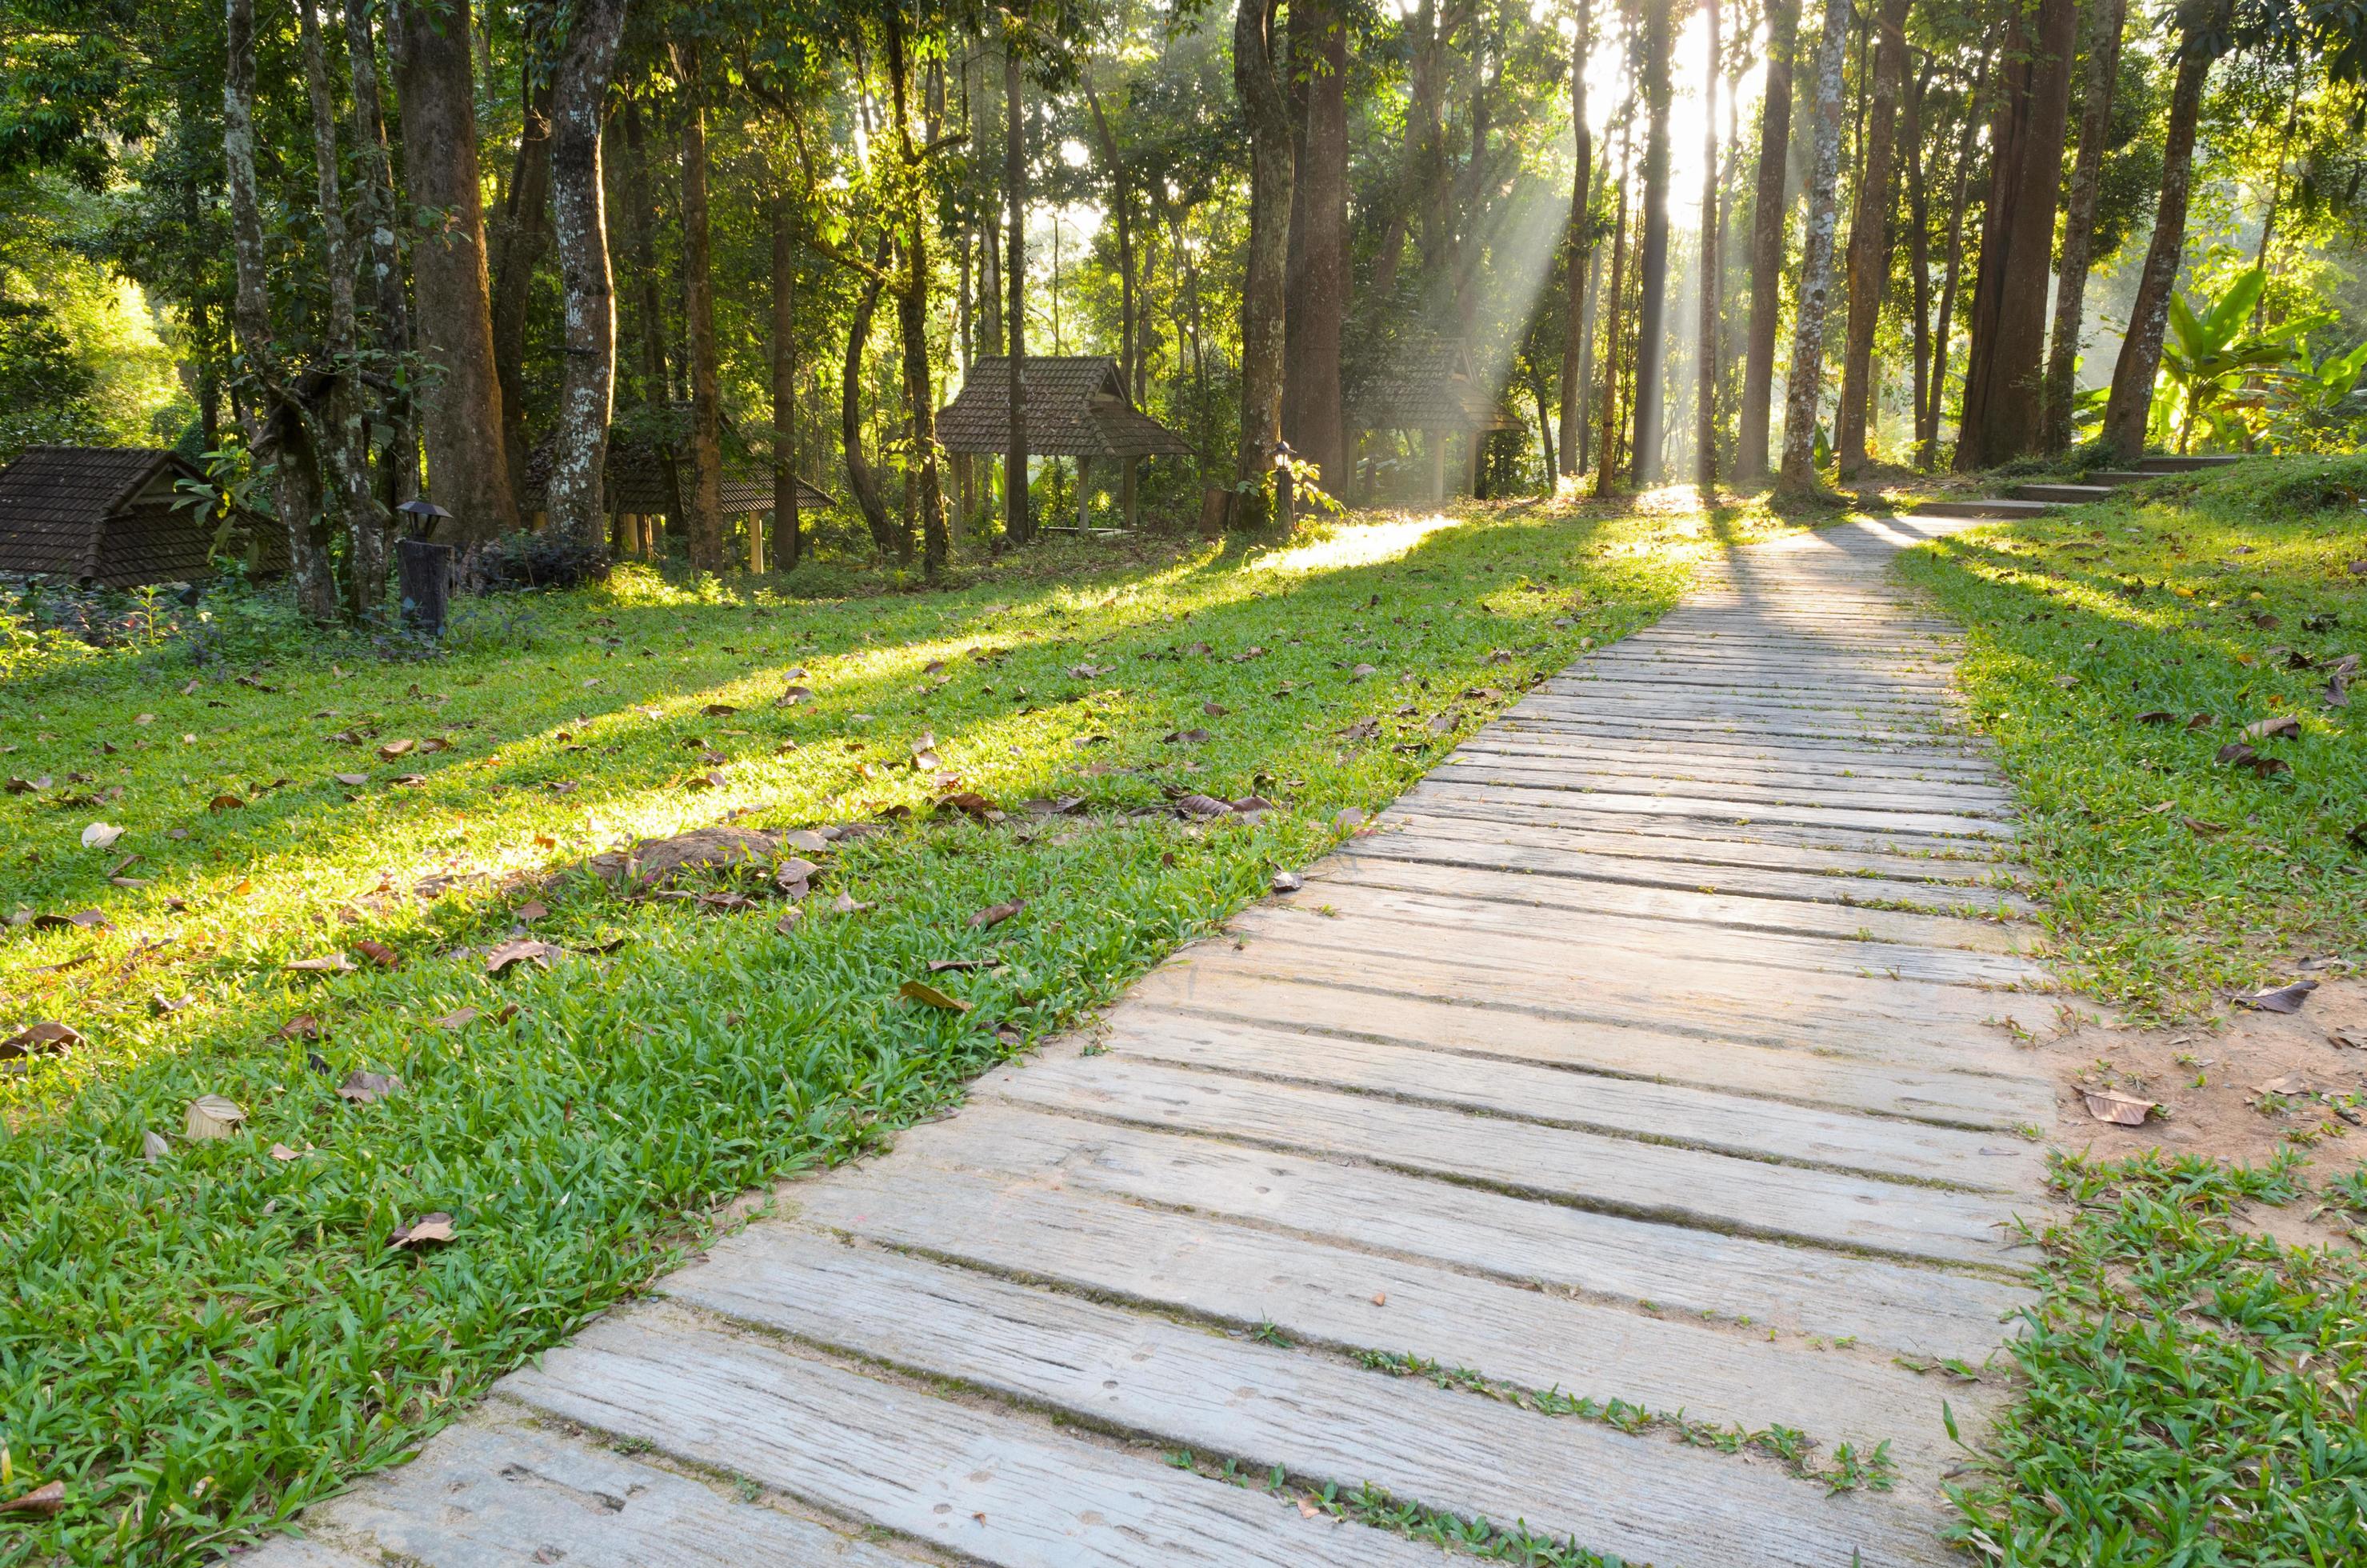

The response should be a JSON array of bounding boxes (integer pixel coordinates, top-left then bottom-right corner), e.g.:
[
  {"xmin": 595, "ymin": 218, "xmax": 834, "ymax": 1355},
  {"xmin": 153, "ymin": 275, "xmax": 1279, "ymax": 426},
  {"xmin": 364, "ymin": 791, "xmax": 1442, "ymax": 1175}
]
[{"xmin": 397, "ymin": 538, "xmax": 455, "ymax": 637}]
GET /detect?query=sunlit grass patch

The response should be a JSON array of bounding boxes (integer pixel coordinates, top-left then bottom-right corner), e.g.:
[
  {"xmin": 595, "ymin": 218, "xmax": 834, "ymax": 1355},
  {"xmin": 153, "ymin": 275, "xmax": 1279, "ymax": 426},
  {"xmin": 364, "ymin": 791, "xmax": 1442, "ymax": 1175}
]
[
  {"xmin": 0, "ymin": 499, "xmax": 1718, "ymax": 1563},
  {"xmin": 1897, "ymin": 457, "xmax": 2366, "ymax": 1020}
]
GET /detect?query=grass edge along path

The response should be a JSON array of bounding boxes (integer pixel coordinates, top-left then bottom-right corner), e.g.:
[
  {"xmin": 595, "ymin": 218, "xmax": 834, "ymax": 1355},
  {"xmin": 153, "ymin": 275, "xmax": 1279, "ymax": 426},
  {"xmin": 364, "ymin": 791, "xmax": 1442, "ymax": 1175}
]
[{"xmin": 0, "ymin": 503, "xmax": 1776, "ymax": 1566}]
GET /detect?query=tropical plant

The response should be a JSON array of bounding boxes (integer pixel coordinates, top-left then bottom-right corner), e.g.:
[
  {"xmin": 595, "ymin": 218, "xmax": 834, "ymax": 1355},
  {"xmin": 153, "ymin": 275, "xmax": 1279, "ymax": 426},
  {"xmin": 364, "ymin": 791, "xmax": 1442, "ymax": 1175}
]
[
  {"xmin": 2266, "ymin": 337, "xmax": 2367, "ymax": 451},
  {"xmin": 2157, "ymin": 267, "xmax": 2317, "ymax": 452}
]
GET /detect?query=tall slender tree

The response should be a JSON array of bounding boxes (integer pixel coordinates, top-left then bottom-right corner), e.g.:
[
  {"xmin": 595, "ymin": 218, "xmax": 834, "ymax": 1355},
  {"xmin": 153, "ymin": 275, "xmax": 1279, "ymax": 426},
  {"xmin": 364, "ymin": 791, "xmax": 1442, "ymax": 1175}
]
[
  {"xmin": 1233, "ymin": 0, "xmax": 1293, "ymax": 523},
  {"xmin": 772, "ymin": 182, "xmax": 802, "ymax": 570},
  {"xmin": 1956, "ymin": 0, "xmax": 2076, "ymax": 469},
  {"xmin": 1004, "ymin": 30, "xmax": 1030, "ymax": 545},
  {"xmin": 2040, "ymin": 0, "xmax": 2126, "ymax": 451},
  {"xmin": 1281, "ymin": 0, "xmax": 1348, "ymax": 491},
  {"xmin": 674, "ymin": 42, "xmax": 728, "ymax": 571},
  {"xmin": 1834, "ymin": 0, "xmax": 1910, "ymax": 477},
  {"xmin": 546, "ymin": 0, "xmax": 629, "ymax": 549},
  {"xmin": 392, "ymin": 0, "xmax": 518, "ymax": 540},
  {"xmin": 1694, "ymin": 0, "xmax": 1721, "ymax": 486},
  {"xmin": 1630, "ymin": 0, "xmax": 1673, "ymax": 482},
  {"xmin": 342, "ymin": 0, "xmax": 414, "ymax": 507},
  {"xmin": 1737, "ymin": 0, "xmax": 1798, "ymax": 480},
  {"xmin": 1557, "ymin": 0, "xmax": 1595, "ymax": 482},
  {"xmin": 1777, "ymin": 0, "xmax": 1849, "ymax": 494}
]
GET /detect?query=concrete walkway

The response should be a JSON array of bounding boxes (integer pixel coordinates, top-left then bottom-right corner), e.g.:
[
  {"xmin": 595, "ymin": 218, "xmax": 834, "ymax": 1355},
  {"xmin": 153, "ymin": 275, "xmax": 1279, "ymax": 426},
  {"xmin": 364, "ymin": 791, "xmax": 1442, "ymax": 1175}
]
[{"xmin": 259, "ymin": 517, "xmax": 2054, "ymax": 1568}]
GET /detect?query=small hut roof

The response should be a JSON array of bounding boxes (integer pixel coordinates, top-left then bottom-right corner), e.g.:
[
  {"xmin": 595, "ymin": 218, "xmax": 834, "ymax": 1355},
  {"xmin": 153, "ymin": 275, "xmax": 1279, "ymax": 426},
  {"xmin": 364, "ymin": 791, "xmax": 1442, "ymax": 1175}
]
[
  {"xmin": 525, "ymin": 422, "xmax": 836, "ymax": 517},
  {"xmin": 0, "ymin": 446, "xmax": 281, "ymax": 586},
  {"xmin": 1347, "ymin": 337, "xmax": 1521, "ymax": 433},
  {"xmin": 937, "ymin": 357, "xmax": 1193, "ymax": 458}
]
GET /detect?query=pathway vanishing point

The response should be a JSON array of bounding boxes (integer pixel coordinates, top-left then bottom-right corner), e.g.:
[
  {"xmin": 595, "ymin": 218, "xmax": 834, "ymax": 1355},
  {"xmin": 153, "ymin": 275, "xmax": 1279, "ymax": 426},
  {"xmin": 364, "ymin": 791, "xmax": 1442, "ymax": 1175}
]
[{"xmin": 257, "ymin": 515, "xmax": 2057, "ymax": 1568}]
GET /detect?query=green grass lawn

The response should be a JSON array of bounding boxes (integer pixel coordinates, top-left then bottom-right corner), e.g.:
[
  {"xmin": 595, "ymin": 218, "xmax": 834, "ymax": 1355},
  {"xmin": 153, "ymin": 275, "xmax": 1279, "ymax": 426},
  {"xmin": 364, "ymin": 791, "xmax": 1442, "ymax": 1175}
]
[
  {"xmin": 0, "ymin": 500, "xmax": 1757, "ymax": 1564},
  {"xmin": 1897, "ymin": 455, "xmax": 2367, "ymax": 1022}
]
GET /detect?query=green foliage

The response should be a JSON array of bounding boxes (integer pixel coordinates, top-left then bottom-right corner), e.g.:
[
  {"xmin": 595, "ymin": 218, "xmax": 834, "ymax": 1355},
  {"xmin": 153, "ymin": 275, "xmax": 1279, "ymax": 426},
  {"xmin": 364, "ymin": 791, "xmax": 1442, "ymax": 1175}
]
[
  {"xmin": 1897, "ymin": 457, "xmax": 2367, "ymax": 1019},
  {"xmin": 2157, "ymin": 267, "xmax": 2318, "ymax": 454},
  {"xmin": 1949, "ymin": 1148, "xmax": 2367, "ymax": 1566}
]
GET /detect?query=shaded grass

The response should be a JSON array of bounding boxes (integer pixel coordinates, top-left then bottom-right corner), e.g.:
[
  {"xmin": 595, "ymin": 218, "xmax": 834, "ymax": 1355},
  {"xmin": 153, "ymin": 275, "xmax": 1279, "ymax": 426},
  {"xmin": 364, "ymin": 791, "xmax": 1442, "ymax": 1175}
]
[
  {"xmin": 1949, "ymin": 1149, "xmax": 2367, "ymax": 1566},
  {"xmin": 1895, "ymin": 455, "xmax": 2367, "ymax": 1021},
  {"xmin": 0, "ymin": 501, "xmax": 1742, "ymax": 1564}
]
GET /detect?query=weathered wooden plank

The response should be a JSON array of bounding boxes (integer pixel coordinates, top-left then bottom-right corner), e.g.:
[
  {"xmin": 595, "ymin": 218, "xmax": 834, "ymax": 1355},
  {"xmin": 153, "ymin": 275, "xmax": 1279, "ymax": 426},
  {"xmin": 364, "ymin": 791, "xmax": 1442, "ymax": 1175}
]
[
  {"xmin": 786, "ymin": 1168, "xmax": 1995, "ymax": 1489},
  {"xmin": 1451, "ymin": 737, "xmax": 2011, "ymax": 794},
  {"xmin": 1089, "ymin": 1008, "xmax": 2049, "ymax": 1189},
  {"xmin": 668, "ymin": 1233, "xmax": 1963, "ymax": 1568},
  {"xmin": 1317, "ymin": 850, "xmax": 2034, "ymax": 949},
  {"xmin": 1397, "ymin": 782, "xmax": 2008, "ymax": 855},
  {"xmin": 249, "ymin": 1416, "xmax": 937, "ymax": 1568},
  {"xmin": 1417, "ymin": 771, "xmax": 2008, "ymax": 838},
  {"xmin": 978, "ymin": 1053, "xmax": 2036, "ymax": 1267},
  {"xmin": 1253, "ymin": 881, "xmax": 2048, "ymax": 988},
  {"xmin": 1111, "ymin": 978, "xmax": 2054, "ymax": 1129},
  {"xmin": 1431, "ymin": 758, "xmax": 2015, "ymax": 820},
  {"xmin": 508, "ymin": 1304, "xmax": 1453, "ymax": 1567}
]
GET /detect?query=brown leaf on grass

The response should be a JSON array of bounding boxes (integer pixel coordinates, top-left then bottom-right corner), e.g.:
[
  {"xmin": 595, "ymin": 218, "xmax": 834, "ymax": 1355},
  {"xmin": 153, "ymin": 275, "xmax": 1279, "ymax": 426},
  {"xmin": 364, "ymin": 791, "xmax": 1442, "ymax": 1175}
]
[
  {"xmin": 30, "ymin": 909, "xmax": 110, "ymax": 931},
  {"xmin": 702, "ymin": 702, "xmax": 738, "ymax": 717},
  {"xmin": 2081, "ymin": 1089, "xmax": 2156, "ymax": 1126},
  {"xmin": 2350, "ymin": 560, "xmax": 2367, "ymax": 576},
  {"xmin": 833, "ymin": 892, "xmax": 874, "ymax": 914},
  {"xmin": 1338, "ymin": 718, "xmax": 1380, "ymax": 742},
  {"xmin": 0, "ymin": 1021, "xmax": 82, "ymax": 1060},
  {"xmin": 390, "ymin": 772, "xmax": 426, "ymax": 786},
  {"xmin": 928, "ymin": 958, "xmax": 1000, "ymax": 973},
  {"xmin": 337, "ymin": 1070, "xmax": 402, "ymax": 1104},
  {"xmin": 277, "ymin": 1015, "xmax": 321, "ymax": 1041},
  {"xmin": 2243, "ymin": 715, "xmax": 2302, "ymax": 740},
  {"xmin": 1333, "ymin": 806, "xmax": 1367, "ymax": 830},
  {"xmin": 1202, "ymin": 701, "xmax": 1230, "ymax": 718},
  {"xmin": 332, "ymin": 771, "xmax": 370, "ymax": 787},
  {"xmin": 2237, "ymin": 979, "xmax": 2317, "ymax": 1014},
  {"xmin": 2217, "ymin": 742, "xmax": 2257, "ymax": 766},
  {"xmin": 1019, "ymin": 795, "xmax": 1088, "ymax": 818},
  {"xmin": 683, "ymin": 770, "xmax": 727, "ymax": 790},
  {"xmin": 2134, "ymin": 710, "xmax": 2174, "ymax": 725},
  {"xmin": 2249, "ymin": 754, "xmax": 2292, "ymax": 778},
  {"xmin": 775, "ymin": 684, "xmax": 814, "ymax": 707},
  {"xmin": 5, "ymin": 774, "xmax": 50, "ymax": 794},
  {"xmin": 938, "ymin": 791, "xmax": 1001, "ymax": 822},
  {"xmin": 287, "ymin": 953, "xmax": 357, "ymax": 974},
  {"xmin": 0, "ymin": 1482, "xmax": 66, "ymax": 1518},
  {"xmin": 2185, "ymin": 713, "xmax": 2217, "ymax": 730},
  {"xmin": 208, "ymin": 793, "xmax": 248, "ymax": 813},
  {"xmin": 1174, "ymin": 793, "xmax": 1233, "ymax": 819},
  {"xmin": 183, "ymin": 1094, "xmax": 247, "ymax": 1139},
  {"xmin": 434, "ymin": 1006, "xmax": 481, "ymax": 1030},
  {"xmin": 2349, "ymin": 822, "xmax": 2367, "ymax": 853},
  {"xmin": 910, "ymin": 733, "xmax": 944, "ymax": 770},
  {"xmin": 377, "ymin": 739, "xmax": 416, "ymax": 761},
  {"xmin": 1425, "ymin": 714, "xmax": 1458, "ymax": 734},
  {"xmin": 150, "ymin": 992, "xmax": 192, "ymax": 1016},
  {"xmin": 2182, "ymin": 817, "xmax": 2228, "ymax": 836},
  {"xmin": 774, "ymin": 910, "xmax": 802, "ymax": 934},
  {"xmin": 900, "ymin": 978, "xmax": 973, "ymax": 1012},
  {"xmin": 2325, "ymin": 670, "xmax": 2351, "ymax": 709},
  {"xmin": 1163, "ymin": 727, "xmax": 1212, "ymax": 745},
  {"xmin": 139, "ymin": 1129, "xmax": 170, "ymax": 1162},
  {"xmin": 1270, "ymin": 871, "xmax": 1305, "ymax": 893},
  {"xmin": 389, "ymin": 1211, "xmax": 455, "ymax": 1250},
  {"xmin": 1231, "ymin": 794, "xmax": 1276, "ymax": 814},
  {"xmin": 485, "ymin": 938, "xmax": 559, "ymax": 974},
  {"xmin": 970, "ymin": 899, "xmax": 1024, "ymax": 930},
  {"xmin": 80, "ymin": 821, "xmax": 124, "ymax": 850},
  {"xmin": 270, "ymin": 1142, "xmax": 306, "ymax": 1162}
]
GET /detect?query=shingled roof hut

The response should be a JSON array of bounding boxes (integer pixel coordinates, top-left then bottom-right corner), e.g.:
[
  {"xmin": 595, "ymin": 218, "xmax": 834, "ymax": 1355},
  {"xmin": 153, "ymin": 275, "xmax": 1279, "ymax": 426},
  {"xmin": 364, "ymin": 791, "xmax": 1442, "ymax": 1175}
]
[
  {"xmin": 937, "ymin": 356, "xmax": 1191, "ymax": 530},
  {"xmin": 1345, "ymin": 336, "xmax": 1520, "ymax": 502},
  {"xmin": 525, "ymin": 419, "xmax": 834, "ymax": 564},
  {"xmin": 0, "ymin": 446, "xmax": 283, "ymax": 587}
]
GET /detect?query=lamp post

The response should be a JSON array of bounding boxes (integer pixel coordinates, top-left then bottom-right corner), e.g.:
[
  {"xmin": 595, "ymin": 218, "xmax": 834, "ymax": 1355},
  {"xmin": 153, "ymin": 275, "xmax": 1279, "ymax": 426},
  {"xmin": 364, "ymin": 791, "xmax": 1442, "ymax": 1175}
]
[{"xmin": 395, "ymin": 498, "xmax": 455, "ymax": 636}]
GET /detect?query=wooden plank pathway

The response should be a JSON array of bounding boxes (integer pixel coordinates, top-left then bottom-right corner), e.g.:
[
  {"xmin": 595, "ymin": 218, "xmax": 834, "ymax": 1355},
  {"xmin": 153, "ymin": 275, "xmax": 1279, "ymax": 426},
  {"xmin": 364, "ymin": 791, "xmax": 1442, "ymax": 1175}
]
[{"xmin": 258, "ymin": 517, "xmax": 2056, "ymax": 1567}]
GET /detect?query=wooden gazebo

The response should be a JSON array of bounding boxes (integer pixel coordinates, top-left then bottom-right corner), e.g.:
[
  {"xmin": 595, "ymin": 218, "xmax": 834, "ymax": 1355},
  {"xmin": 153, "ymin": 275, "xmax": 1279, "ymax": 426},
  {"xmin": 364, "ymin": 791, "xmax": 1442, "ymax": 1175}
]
[
  {"xmin": 0, "ymin": 445, "xmax": 283, "ymax": 586},
  {"xmin": 937, "ymin": 356, "xmax": 1191, "ymax": 530},
  {"xmin": 526, "ymin": 420, "xmax": 834, "ymax": 563},
  {"xmin": 1346, "ymin": 336, "xmax": 1521, "ymax": 502}
]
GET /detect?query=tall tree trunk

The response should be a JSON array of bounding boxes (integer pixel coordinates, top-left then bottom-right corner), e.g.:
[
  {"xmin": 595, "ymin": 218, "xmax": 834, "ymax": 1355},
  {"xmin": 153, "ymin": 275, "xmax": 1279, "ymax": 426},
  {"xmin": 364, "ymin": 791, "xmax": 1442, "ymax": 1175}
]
[
  {"xmin": 1086, "ymin": 75, "xmax": 1144, "ymax": 520},
  {"xmin": 1004, "ymin": 39, "xmax": 1030, "ymax": 545},
  {"xmin": 843, "ymin": 238, "xmax": 897, "ymax": 552},
  {"xmin": 1834, "ymin": 0, "xmax": 1910, "ymax": 478},
  {"xmin": 1694, "ymin": 0, "xmax": 1722, "ymax": 486},
  {"xmin": 1373, "ymin": 0, "xmax": 1436, "ymax": 301},
  {"xmin": 1630, "ymin": 0, "xmax": 1673, "ymax": 483},
  {"xmin": 1776, "ymin": 0, "xmax": 1850, "ymax": 494},
  {"xmin": 1922, "ymin": 47, "xmax": 1987, "ymax": 465},
  {"xmin": 225, "ymin": 0, "xmax": 336, "ymax": 620},
  {"xmin": 1557, "ymin": 0, "xmax": 1595, "ymax": 479},
  {"xmin": 1233, "ymin": 0, "xmax": 1292, "ymax": 526},
  {"xmin": 1903, "ymin": 58, "xmax": 1933, "ymax": 462},
  {"xmin": 1280, "ymin": 0, "xmax": 1347, "ymax": 490},
  {"xmin": 342, "ymin": 0, "xmax": 414, "ymax": 508},
  {"xmin": 1576, "ymin": 242, "xmax": 1600, "ymax": 473},
  {"xmin": 546, "ymin": 0, "xmax": 627, "ymax": 549},
  {"xmin": 1737, "ymin": 0, "xmax": 1799, "ymax": 481},
  {"xmin": 2103, "ymin": 18, "xmax": 2221, "ymax": 459},
  {"xmin": 675, "ymin": 42, "xmax": 727, "ymax": 572},
  {"xmin": 2041, "ymin": 0, "xmax": 2126, "ymax": 452},
  {"xmin": 297, "ymin": 0, "xmax": 387, "ymax": 621},
  {"xmin": 773, "ymin": 189, "xmax": 802, "ymax": 570},
  {"xmin": 1955, "ymin": 0, "xmax": 2076, "ymax": 470},
  {"xmin": 885, "ymin": 12, "xmax": 945, "ymax": 578},
  {"xmin": 1596, "ymin": 114, "xmax": 1633, "ymax": 494},
  {"xmin": 392, "ymin": 0, "xmax": 518, "ymax": 542},
  {"xmin": 492, "ymin": 64, "xmax": 555, "ymax": 511}
]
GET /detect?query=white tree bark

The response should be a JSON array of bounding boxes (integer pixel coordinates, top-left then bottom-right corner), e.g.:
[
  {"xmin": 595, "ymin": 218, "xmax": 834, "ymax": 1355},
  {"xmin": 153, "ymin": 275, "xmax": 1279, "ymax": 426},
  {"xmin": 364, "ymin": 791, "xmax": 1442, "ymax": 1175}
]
[
  {"xmin": 1777, "ymin": 0, "xmax": 1851, "ymax": 493},
  {"xmin": 548, "ymin": 0, "xmax": 631, "ymax": 546}
]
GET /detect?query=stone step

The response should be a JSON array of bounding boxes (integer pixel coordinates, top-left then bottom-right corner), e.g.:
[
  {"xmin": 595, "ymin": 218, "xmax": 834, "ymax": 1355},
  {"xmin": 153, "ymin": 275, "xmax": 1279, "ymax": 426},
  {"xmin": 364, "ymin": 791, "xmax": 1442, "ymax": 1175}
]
[
  {"xmin": 1914, "ymin": 498, "xmax": 2061, "ymax": 521},
  {"xmin": 2135, "ymin": 454, "xmax": 2241, "ymax": 472},
  {"xmin": 2008, "ymin": 483, "xmax": 2117, "ymax": 503},
  {"xmin": 2083, "ymin": 470, "xmax": 2154, "ymax": 486}
]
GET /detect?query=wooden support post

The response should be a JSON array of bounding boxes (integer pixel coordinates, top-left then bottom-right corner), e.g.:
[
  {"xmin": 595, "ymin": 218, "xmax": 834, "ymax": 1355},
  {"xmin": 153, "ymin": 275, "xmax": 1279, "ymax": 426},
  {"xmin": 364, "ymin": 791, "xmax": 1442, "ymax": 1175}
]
[
  {"xmin": 1078, "ymin": 458, "xmax": 1091, "ymax": 530},
  {"xmin": 1428, "ymin": 433, "xmax": 1445, "ymax": 504},
  {"xmin": 748, "ymin": 510, "xmax": 766, "ymax": 574},
  {"xmin": 1123, "ymin": 458, "xmax": 1138, "ymax": 530}
]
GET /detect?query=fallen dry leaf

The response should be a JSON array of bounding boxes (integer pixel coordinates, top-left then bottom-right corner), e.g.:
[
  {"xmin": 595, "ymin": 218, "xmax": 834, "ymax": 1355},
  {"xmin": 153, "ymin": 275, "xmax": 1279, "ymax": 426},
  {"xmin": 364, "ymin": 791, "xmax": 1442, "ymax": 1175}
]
[
  {"xmin": 1372, "ymin": 1291, "xmax": 1387, "ymax": 1307},
  {"xmin": 514, "ymin": 900, "xmax": 550, "ymax": 921},
  {"xmin": 2255, "ymin": 1071, "xmax": 2313, "ymax": 1097},
  {"xmin": 30, "ymin": 909, "xmax": 108, "ymax": 931},
  {"xmin": 433, "ymin": 1006, "xmax": 482, "ymax": 1030},
  {"xmin": 485, "ymin": 938, "xmax": 559, "ymax": 974},
  {"xmin": 1174, "ymin": 793, "xmax": 1232, "ymax": 818},
  {"xmin": 2242, "ymin": 715, "xmax": 2302, "ymax": 741},
  {"xmin": 0, "ymin": 1021, "xmax": 82, "ymax": 1060},
  {"xmin": 2081, "ymin": 1089, "xmax": 2156, "ymax": 1126},
  {"xmin": 140, "ymin": 1129, "xmax": 170, "ymax": 1162},
  {"xmin": 337, "ymin": 1070, "xmax": 402, "ymax": 1104},
  {"xmin": 833, "ymin": 892, "xmax": 874, "ymax": 914},
  {"xmin": 970, "ymin": 899, "xmax": 1024, "ymax": 930},
  {"xmin": 270, "ymin": 1142, "xmax": 306, "ymax": 1162},
  {"xmin": 1271, "ymin": 871, "xmax": 1305, "ymax": 893},
  {"xmin": 0, "ymin": 1481, "xmax": 66, "ymax": 1518},
  {"xmin": 388, "ymin": 1211, "xmax": 455, "ymax": 1250},
  {"xmin": 208, "ymin": 793, "xmax": 245, "ymax": 812},
  {"xmin": 775, "ymin": 910, "xmax": 802, "ymax": 935},
  {"xmin": 2237, "ymin": 979, "xmax": 2317, "ymax": 1014},
  {"xmin": 80, "ymin": 821, "xmax": 124, "ymax": 850},
  {"xmin": 1333, "ymin": 806, "xmax": 1367, "ymax": 830},
  {"xmin": 377, "ymin": 739, "xmax": 416, "ymax": 761},
  {"xmin": 702, "ymin": 702, "xmax": 738, "ymax": 717},
  {"xmin": 2134, "ymin": 710, "xmax": 2174, "ymax": 725},
  {"xmin": 2329, "ymin": 1027, "xmax": 2367, "ymax": 1050},
  {"xmin": 1202, "ymin": 701, "xmax": 1230, "ymax": 718},
  {"xmin": 1350, "ymin": 662, "xmax": 1377, "ymax": 679},
  {"xmin": 1338, "ymin": 718, "xmax": 1380, "ymax": 742},
  {"xmin": 898, "ymin": 978, "xmax": 973, "ymax": 1013},
  {"xmin": 354, "ymin": 939, "xmax": 401, "ymax": 969},
  {"xmin": 332, "ymin": 771, "xmax": 369, "ymax": 787},
  {"xmin": 287, "ymin": 953, "xmax": 358, "ymax": 974},
  {"xmin": 277, "ymin": 1015, "xmax": 321, "ymax": 1041},
  {"xmin": 184, "ymin": 1094, "xmax": 248, "ymax": 1139}
]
